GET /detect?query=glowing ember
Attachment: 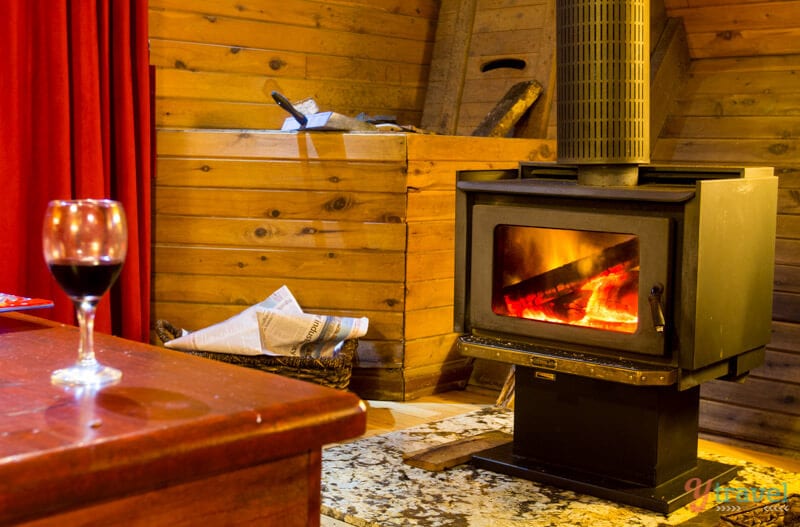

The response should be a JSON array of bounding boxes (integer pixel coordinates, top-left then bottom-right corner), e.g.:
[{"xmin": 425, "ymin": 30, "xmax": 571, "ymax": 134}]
[{"xmin": 504, "ymin": 264, "xmax": 638, "ymax": 333}]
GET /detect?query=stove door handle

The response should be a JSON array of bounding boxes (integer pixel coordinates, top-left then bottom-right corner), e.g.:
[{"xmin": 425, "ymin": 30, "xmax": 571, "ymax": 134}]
[{"xmin": 648, "ymin": 284, "xmax": 666, "ymax": 333}]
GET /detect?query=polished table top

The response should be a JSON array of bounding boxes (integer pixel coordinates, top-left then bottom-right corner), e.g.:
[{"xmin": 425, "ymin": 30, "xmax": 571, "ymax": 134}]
[{"xmin": 0, "ymin": 312, "xmax": 366, "ymax": 525}]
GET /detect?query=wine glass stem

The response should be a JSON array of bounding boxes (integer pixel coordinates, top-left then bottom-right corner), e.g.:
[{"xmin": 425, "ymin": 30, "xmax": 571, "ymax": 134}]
[{"xmin": 76, "ymin": 299, "xmax": 99, "ymax": 368}]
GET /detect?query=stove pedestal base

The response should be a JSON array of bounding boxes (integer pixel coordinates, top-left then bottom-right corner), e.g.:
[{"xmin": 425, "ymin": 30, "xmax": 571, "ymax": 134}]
[
  {"xmin": 471, "ymin": 366, "xmax": 740, "ymax": 514},
  {"xmin": 472, "ymin": 442, "xmax": 738, "ymax": 514}
]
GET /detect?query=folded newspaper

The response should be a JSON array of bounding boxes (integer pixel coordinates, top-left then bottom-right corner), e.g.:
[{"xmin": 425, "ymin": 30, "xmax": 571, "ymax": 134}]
[{"xmin": 163, "ymin": 286, "xmax": 368, "ymax": 358}]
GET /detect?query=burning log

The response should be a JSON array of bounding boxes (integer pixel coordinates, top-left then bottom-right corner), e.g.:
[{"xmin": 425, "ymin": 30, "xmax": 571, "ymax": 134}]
[{"xmin": 502, "ymin": 237, "xmax": 639, "ymax": 330}]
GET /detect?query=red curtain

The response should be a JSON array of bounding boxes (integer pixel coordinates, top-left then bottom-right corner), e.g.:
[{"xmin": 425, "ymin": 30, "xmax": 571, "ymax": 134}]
[{"xmin": 0, "ymin": 0, "xmax": 151, "ymax": 342}]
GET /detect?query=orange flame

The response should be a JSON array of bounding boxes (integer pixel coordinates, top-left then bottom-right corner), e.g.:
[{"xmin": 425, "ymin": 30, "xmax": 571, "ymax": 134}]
[{"xmin": 504, "ymin": 264, "xmax": 638, "ymax": 333}]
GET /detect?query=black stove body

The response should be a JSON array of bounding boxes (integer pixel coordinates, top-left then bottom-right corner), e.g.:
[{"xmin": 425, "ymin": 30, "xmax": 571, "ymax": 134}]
[{"xmin": 454, "ymin": 163, "xmax": 777, "ymax": 513}]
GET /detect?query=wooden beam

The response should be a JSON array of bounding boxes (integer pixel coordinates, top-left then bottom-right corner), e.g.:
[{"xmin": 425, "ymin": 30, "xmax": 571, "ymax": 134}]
[
  {"xmin": 420, "ymin": 0, "xmax": 477, "ymax": 134},
  {"xmin": 650, "ymin": 17, "xmax": 691, "ymax": 153}
]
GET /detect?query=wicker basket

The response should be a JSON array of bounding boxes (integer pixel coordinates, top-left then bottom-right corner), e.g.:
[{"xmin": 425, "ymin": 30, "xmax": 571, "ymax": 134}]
[{"xmin": 154, "ymin": 319, "xmax": 356, "ymax": 390}]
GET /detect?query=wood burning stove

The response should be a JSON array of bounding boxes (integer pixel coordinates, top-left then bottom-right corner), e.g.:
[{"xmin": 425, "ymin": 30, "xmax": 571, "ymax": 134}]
[
  {"xmin": 454, "ymin": 164, "xmax": 777, "ymax": 513},
  {"xmin": 457, "ymin": 164, "xmax": 777, "ymax": 384},
  {"xmin": 453, "ymin": 0, "xmax": 779, "ymax": 512}
]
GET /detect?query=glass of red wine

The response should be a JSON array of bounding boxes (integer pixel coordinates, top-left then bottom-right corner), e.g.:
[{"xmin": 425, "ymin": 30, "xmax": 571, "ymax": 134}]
[{"xmin": 42, "ymin": 199, "xmax": 127, "ymax": 386}]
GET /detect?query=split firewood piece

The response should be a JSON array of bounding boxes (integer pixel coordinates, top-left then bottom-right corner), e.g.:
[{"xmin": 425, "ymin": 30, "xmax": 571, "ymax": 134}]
[
  {"xmin": 471, "ymin": 80, "xmax": 543, "ymax": 137},
  {"xmin": 496, "ymin": 365, "xmax": 515, "ymax": 409},
  {"xmin": 503, "ymin": 237, "xmax": 639, "ymax": 307},
  {"xmin": 402, "ymin": 430, "xmax": 513, "ymax": 471}
]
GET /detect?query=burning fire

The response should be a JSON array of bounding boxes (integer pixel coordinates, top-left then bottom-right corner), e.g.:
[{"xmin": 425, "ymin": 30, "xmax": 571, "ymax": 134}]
[{"xmin": 504, "ymin": 264, "xmax": 639, "ymax": 333}]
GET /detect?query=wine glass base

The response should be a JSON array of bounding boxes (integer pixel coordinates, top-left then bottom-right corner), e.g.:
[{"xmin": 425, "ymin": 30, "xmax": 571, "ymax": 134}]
[{"xmin": 51, "ymin": 363, "xmax": 122, "ymax": 387}]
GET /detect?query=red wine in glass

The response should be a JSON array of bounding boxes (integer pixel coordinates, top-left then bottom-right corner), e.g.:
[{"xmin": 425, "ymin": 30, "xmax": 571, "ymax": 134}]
[
  {"xmin": 47, "ymin": 261, "xmax": 124, "ymax": 300},
  {"xmin": 43, "ymin": 199, "xmax": 127, "ymax": 386}
]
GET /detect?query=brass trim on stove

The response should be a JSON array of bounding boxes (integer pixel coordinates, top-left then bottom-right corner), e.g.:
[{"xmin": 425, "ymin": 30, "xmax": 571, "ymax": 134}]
[{"xmin": 458, "ymin": 335, "xmax": 678, "ymax": 386}]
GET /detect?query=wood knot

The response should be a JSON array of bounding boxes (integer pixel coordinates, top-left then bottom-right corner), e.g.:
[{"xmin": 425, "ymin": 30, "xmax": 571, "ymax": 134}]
[
  {"xmin": 328, "ymin": 176, "xmax": 340, "ymax": 183},
  {"xmin": 325, "ymin": 196, "xmax": 351, "ymax": 212},
  {"xmin": 269, "ymin": 59, "xmax": 285, "ymax": 71},
  {"xmin": 542, "ymin": 143, "xmax": 554, "ymax": 158},
  {"xmin": 230, "ymin": 47, "xmax": 241, "ymax": 54},
  {"xmin": 174, "ymin": 60, "xmax": 188, "ymax": 70},
  {"xmin": 384, "ymin": 298, "xmax": 399, "ymax": 307},
  {"xmin": 254, "ymin": 227, "xmax": 269, "ymax": 238},
  {"xmin": 327, "ymin": 252, "xmax": 336, "ymax": 259},
  {"xmin": 716, "ymin": 30, "xmax": 739, "ymax": 40},
  {"xmin": 301, "ymin": 227, "xmax": 317, "ymax": 235},
  {"xmin": 200, "ymin": 164, "xmax": 211, "ymax": 172},
  {"xmin": 270, "ymin": 209, "xmax": 280, "ymax": 218},
  {"xmin": 768, "ymin": 143, "xmax": 789, "ymax": 155}
]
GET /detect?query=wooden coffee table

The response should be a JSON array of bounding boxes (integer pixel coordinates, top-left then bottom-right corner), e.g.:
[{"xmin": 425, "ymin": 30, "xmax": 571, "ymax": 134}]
[{"xmin": 0, "ymin": 312, "xmax": 366, "ymax": 526}]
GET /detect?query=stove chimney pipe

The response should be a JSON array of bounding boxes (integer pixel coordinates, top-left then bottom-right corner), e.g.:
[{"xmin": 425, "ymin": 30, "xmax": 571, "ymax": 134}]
[{"xmin": 556, "ymin": 0, "xmax": 650, "ymax": 186}]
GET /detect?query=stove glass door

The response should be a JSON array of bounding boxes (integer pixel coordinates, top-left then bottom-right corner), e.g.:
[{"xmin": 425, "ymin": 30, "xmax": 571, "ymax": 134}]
[
  {"xmin": 494, "ymin": 225, "xmax": 639, "ymax": 334},
  {"xmin": 470, "ymin": 204, "xmax": 672, "ymax": 356}
]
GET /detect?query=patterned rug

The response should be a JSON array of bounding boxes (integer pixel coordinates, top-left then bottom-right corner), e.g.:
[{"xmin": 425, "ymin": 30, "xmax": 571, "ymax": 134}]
[{"xmin": 321, "ymin": 407, "xmax": 798, "ymax": 527}]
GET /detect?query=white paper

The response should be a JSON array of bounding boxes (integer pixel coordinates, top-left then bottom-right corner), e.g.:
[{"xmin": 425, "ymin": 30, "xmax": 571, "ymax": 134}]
[
  {"xmin": 163, "ymin": 285, "xmax": 368, "ymax": 358},
  {"xmin": 257, "ymin": 309, "xmax": 369, "ymax": 358}
]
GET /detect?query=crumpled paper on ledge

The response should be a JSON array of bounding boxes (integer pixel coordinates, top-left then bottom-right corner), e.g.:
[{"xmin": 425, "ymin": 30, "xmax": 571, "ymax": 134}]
[{"xmin": 163, "ymin": 285, "xmax": 368, "ymax": 358}]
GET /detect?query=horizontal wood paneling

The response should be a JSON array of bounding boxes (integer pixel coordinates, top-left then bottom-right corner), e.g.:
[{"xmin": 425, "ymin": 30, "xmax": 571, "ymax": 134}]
[
  {"xmin": 157, "ymin": 129, "xmax": 407, "ymax": 161},
  {"xmin": 153, "ymin": 246, "xmax": 405, "ymax": 281},
  {"xmin": 155, "ymin": 158, "xmax": 408, "ymax": 193},
  {"xmin": 775, "ymin": 264, "xmax": 800, "ymax": 293},
  {"xmin": 150, "ymin": 0, "xmax": 438, "ymax": 40},
  {"xmin": 156, "ymin": 187, "xmax": 406, "ymax": 222},
  {"xmin": 148, "ymin": 11, "xmax": 431, "ymax": 64},
  {"xmin": 155, "ymin": 69, "xmax": 427, "ymax": 110},
  {"xmin": 154, "ymin": 216, "xmax": 406, "ymax": 250},
  {"xmin": 701, "ymin": 377, "xmax": 800, "ymax": 417},
  {"xmin": 153, "ymin": 130, "xmax": 410, "ymax": 389},
  {"xmin": 149, "ymin": 0, "xmax": 439, "ymax": 130},
  {"xmin": 699, "ymin": 400, "xmax": 800, "ymax": 451},
  {"xmin": 776, "ymin": 239, "xmax": 800, "ymax": 265},
  {"xmin": 758, "ymin": 349, "xmax": 800, "ymax": 384},
  {"xmin": 153, "ymin": 273, "xmax": 405, "ymax": 312},
  {"xmin": 665, "ymin": 1, "xmax": 800, "ymax": 59}
]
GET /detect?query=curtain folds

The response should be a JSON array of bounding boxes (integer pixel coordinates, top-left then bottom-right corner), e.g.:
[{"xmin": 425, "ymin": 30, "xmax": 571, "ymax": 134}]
[{"xmin": 0, "ymin": 0, "xmax": 151, "ymax": 342}]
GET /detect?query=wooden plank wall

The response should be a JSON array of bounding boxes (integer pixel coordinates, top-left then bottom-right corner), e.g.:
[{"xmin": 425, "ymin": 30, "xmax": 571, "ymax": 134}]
[
  {"xmin": 664, "ymin": 0, "xmax": 800, "ymax": 59},
  {"xmin": 148, "ymin": 0, "xmax": 439, "ymax": 130},
  {"xmin": 152, "ymin": 130, "xmax": 411, "ymax": 382}
]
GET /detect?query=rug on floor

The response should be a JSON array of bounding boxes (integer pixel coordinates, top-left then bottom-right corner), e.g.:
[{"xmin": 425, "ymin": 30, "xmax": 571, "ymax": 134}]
[{"xmin": 321, "ymin": 407, "xmax": 798, "ymax": 527}]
